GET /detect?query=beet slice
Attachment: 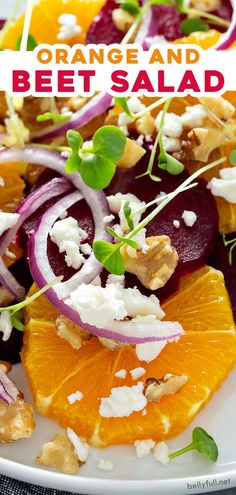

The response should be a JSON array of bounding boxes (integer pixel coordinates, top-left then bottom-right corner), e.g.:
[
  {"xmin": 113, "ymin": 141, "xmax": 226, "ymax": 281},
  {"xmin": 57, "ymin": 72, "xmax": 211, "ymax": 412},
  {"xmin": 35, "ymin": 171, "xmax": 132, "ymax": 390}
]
[
  {"xmin": 208, "ymin": 234, "xmax": 236, "ymax": 321},
  {"xmin": 211, "ymin": 0, "xmax": 233, "ymax": 33},
  {"xmin": 154, "ymin": 5, "xmax": 182, "ymax": 41},
  {"xmin": 107, "ymin": 150, "xmax": 219, "ymax": 276},
  {"xmin": 86, "ymin": 0, "xmax": 123, "ymax": 45}
]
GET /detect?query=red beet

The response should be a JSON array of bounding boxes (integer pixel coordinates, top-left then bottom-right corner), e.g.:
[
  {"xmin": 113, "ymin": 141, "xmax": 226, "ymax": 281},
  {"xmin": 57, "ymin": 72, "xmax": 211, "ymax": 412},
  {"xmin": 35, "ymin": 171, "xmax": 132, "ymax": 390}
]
[
  {"xmin": 86, "ymin": 0, "xmax": 123, "ymax": 45},
  {"xmin": 154, "ymin": 5, "xmax": 182, "ymax": 41},
  {"xmin": 107, "ymin": 150, "xmax": 219, "ymax": 275},
  {"xmin": 208, "ymin": 234, "xmax": 236, "ymax": 321},
  {"xmin": 211, "ymin": 0, "xmax": 233, "ymax": 33}
]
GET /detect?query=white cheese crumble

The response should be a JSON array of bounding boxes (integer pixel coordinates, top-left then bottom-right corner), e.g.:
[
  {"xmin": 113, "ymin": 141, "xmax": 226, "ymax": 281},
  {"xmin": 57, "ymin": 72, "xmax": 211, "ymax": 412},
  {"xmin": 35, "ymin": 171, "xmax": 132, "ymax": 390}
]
[
  {"xmin": 67, "ymin": 390, "xmax": 83, "ymax": 404},
  {"xmin": 67, "ymin": 283, "xmax": 164, "ymax": 328},
  {"xmin": 0, "ymin": 211, "xmax": 20, "ymax": 237},
  {"xmin": 208, "ymin": 167, "xmax": 236, "ymax": 204},
  {"xmin": 80, "ymin": 243, "xmax": 92, "ymax": 256},
  {"xmin": 134, "ymin": 439, "xmax": 155, "ymax": 458},
  {"xmin": 99, "ymin": 382, "xmax": 147, "ymax": 418},
  {"xmin": 0, "ymin": 177, "xmax": 5, "ymax": 187},
  {"xmin": 180, "ymin": 104, "xmax": 207, "ymax": 128},
  {"xmin": 115, "ymin": 369, "xmax": 127, "ymax": 379},
  {"xmin": 130, "ymin": 367, "xmax": 146, "ymax": 380},
  {"xmin": 103, "ymin": 214, "xmax": 115, "ymax": 224},
  {"xmin": 117, "ymin": 97, "xmax": 145, "ymax": 135},
  {"xmin": 97, "ymin": 458, "xmax": 114, "ymax": 471},
  {"xmin": 135, "ymin": 341, "xmax": 167, "ymax": 363},
  {"xmin": 107, "ymin": 274, "xmax": 125, "ymax": 285},
  {"xmin": 173, "ymin": 219, "xmax": 180, "ymax": 229},
  {"xmin": 0, "ymin": 311, "xmax": 13, "ymax": 342},
  {"xmin": 162, "ymin": 135, "xmax": 181, "ymax": 153},
  {"xmin": 153, "ymin": 441, "xmax": 170, "ymax": 465},
  {"xmin": 67, "ymin": 428, "xmax": 89, "ymax": 462},
  {"xmin": 49, "ymin": 216, "xmax": 89, "ymax": 270},
  {"xmin": 182, "ymin": 210, "xmax": 197, "ymax": 227},
  {"xmin": 155, "ymin": 112, "xmax": 183, "ymax": 138},
  {"xmin": 57, "ymin": 14, "xmax": 81, "ymax": 40}
]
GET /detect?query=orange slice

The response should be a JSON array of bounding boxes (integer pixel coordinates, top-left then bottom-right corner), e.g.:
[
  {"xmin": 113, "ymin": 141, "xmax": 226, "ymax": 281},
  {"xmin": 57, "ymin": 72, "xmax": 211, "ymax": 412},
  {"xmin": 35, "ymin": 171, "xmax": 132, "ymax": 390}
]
[
  {"xmin": 174, "ymin": 30, "xmax": 221, "ymax": 49},
  {"xmin": 3, "ymin": 0, "xmax": 105, "ymax": 49},
  {"xmin": 22, "ymin": 266, "xmax": 236, "ymax": 446},
  {"xmin": 0, "ymin": 163, "xmax": 24, "ymax": 212}
]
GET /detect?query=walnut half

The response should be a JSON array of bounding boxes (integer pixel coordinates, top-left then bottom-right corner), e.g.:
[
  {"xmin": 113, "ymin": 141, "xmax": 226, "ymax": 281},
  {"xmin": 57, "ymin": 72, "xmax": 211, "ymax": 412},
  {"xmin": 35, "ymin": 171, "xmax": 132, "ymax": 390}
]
[
  {"xmin": 144, "ymin": 374, "xmax": 188, "ymax": 402},
  {"xmin": 55, "ymin": 315, "xmax": 91, "ymax": 350},
  {"xmin": 121, "ymin": 235, "xmax": 179, "ymax": 291},
  {"xmin": 36, "ymin": 432, "xmax": 81, "ymax": 475}
]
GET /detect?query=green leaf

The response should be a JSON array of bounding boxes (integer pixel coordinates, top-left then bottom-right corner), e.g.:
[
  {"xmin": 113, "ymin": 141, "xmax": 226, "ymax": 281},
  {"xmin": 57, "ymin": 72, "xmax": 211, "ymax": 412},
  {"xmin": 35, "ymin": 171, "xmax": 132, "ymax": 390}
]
[
  {"xmin": 114, "ymin": 97, "xmax": 133, "ymax": 118},
  {"xmin": 93, "ymin": 125, "xmax": 126, "ymax": 163},
  {"xmin": 175, "ymin": 0, "xmax": 184, "ymax": 12},
  {"xmin": 123, "ymin": 201, "xmax": 134, "ymax": 231},
  {"xmin": 180, "ymin": 17, "xmax": 209, "ymax": 35},
  {"xmin": 158, "ymin": 153, "xmax": 184, "ymax": 175},
  {"xmin": 80, "ymin": 154, "xmax": 116, "ymax": 190},
  {"xmin": 67, "ymin": 130, "xmax": 83, "ymax": 153},
  {"xmin": 120, "ymin": 0, "xmax": 141, "ymax": 15},
  {"xmin": 36, "ymin": 112, "xmax": 71, "ymax": 123},
  {"xmin": 229, "ymin": 150, "xmax": 236, "ymax": 166},
  {"xmin": 192, "ymin": 427, "xmax": 218, "ymax": 462},
  {"xmin": 11, "ymin": 309, "xmax": 24, "ymax": 332},
  {"xmin": 65, "ymin": 152, "xmax": 82, "ymax": 174},
  {"xmin": 107, "ymin": 227, "xmax": 138, "ymax": 248},
  {"xmin": 147, "ymin": 0, "xmax": 173, "ymax": 6},
  {"xmin": 15, "ymin": 34, "xmax": 38, "ymax": 51},
  {"xmin": 93, "ymin": 240, "xmax": 125, "ymax": 275}
]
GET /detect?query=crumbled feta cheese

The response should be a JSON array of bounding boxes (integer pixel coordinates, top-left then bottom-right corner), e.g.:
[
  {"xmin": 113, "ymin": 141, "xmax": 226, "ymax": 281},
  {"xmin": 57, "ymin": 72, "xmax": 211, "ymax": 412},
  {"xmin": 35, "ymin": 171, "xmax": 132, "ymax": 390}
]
[
  {"xmin": 128, "ymin": 97, "xmax": 145, "ymax": 115},
  {"xmin": 0, "ymin": 211, "xmax": 20, "ymax": 236},
  {"xmin": 67, "ymin": 283, "xmax": 164, "ymax": 328},
  {"xmin": 155, "ymin": 112, "xmax": 183, "ymax": 138},
  {"xmin": 67, "ymin": 428, "xmax": 89, "ymax": 462},
  {"xmin": 182, "ymin": 210, "xmax": 197, "ymax": 227},
  {"xmin": 115, "ymin": 369, "xmax": 127, "ymax": 379},
  {"xmin": 80, "ymin": 243, "xmax": 92, "ymax": 256},
  {"xmin": 67, "ymin": 390, "xmax": 83, "ymax": 404},
  {"xmin": 135, "ymin": 341, "xmax": 167, "ymax": 363},
  {"xmin": 107, "ymin": 274, "xmax": 125, "ymax": 285},
  {"xmin": 0, "ymin": 311, "xmax": 13, "ymax": 342},
  {"xmin": 99, "ymin": 382, "xmax": 147, "ymax": 418},
  {"xmin": 173, "ymin": 219, "xmax": 180, "ymax": 229},
  {"xmin": 136, "ymin": 135, "xmax": 144, "ymax": 146},
  {"xmin": 208, "ymin": 167, "xmax": 236, "ymax": 204},
  {"xmin": 49, "ymin": 217, "xmax": 88, "ymax": 270},
  {"xmin": 57, "ymin": 14, "xmax": 81, "ymax": 40},
  {"xmin": 130, "ymin": 367, "xmax": 146, "ymax": 380},
  {"xmin": 117, "ymin": 113, "xmax": 133, "ymax": 136},
  {"xmin": 162, "ymin": 135, "xmax": 181, "ymax": 153},
  {"xmin": 153, "ymin": 442, "xmax": 170, "ymax": 465},
  {"xmin": 0, "ymin": 177, "xmax": 5, "ymax": 187},
  {"xmin": 134, "ymin": 439, "xmax": 155, "ymax": 457},
  {"xmin": 4, "ymin": 248, "xmax": 16, "ymax": 260},
  {"xmin": 180, "ymin": 104, "xmax": 207, "ymax": 128},
  {"xmin": 103, "ymin": 214, "xmax": 115, "ymax": 224},
  {"xmin": 97, "ymin": 458, "xmax": 114, "ymax": 471},
  {"xmin": 107, "ymin": 192, "xmax": 145, "ymax": 234}
]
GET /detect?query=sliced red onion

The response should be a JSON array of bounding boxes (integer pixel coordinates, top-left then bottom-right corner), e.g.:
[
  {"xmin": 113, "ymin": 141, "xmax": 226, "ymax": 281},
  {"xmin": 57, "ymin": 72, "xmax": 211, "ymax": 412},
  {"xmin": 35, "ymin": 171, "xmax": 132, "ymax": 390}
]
[
  {"xmin": 0, "ymin": 257, "xmax": 25, "ymax": 300},
  {"xmin": 216, "ymin": 0, "xmax": 236, "ymax": 49},
  {"xmin": 0, "ymin": 177, "xmax": 72, "ymax": 257},
  {"xmin": 0, "ymin": 367, "xmax": 18, "ymax": 405}
]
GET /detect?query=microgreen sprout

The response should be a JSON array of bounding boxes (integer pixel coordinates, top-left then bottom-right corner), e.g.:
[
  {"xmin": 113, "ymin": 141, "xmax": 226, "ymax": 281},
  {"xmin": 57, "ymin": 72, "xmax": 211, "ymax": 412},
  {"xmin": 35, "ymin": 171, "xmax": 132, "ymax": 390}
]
[
  {"xmin": 222, "ymin": 232, "xmax": 236, "ymax": 266},
  {"xmin": 169, "ymin": 427, "xmax": 218, "ymax": 462},
  {"xmin": 180, "ymin": 17, "xmax": 209, "ymax": 35},
  {"xmin": 19, "ymin": 0, "xmax": 35, "ymax": 51},
  {"xmin": 93, "ymin": 157, "xmax": 226, "ymax": 274},
  {"xmin": 229, "ymin": 150, "xmax": 236, "ymax": 166},
  {"xmin": 118, "ymin": 0, "xmax": 141, "ymax": 16},
  {"xmin": 36, "ymin": 112, "xmax": 72, "ymax": 123},
  {"xmin": 0, "ymin": 276, "xmax": 62, "ymax": 332},
  {"xmin": 15, "ymin": 33, "xmax": 37, "ymax": 51},
  {"xmin": 123, "ymin": 201, "xmax": 135, "ymax": 231},
  {"xmin": 114, "ymin": 96, "xmax": 168, "ymax": 121},
  {"xmin": 65, "ymin": 126, "xmax": 126, "ymax": 189},
  {"xmin": 176, "ymin": 0, "xmax": 230, "ymax": 28}
]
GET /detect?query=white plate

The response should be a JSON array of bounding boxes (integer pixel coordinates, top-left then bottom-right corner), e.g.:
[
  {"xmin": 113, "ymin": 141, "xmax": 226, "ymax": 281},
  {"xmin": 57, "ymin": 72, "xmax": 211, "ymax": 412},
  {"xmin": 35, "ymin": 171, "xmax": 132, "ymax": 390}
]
[{"xmin": 1, "ymin": 363, "xmax": 236, "ymax": 494}]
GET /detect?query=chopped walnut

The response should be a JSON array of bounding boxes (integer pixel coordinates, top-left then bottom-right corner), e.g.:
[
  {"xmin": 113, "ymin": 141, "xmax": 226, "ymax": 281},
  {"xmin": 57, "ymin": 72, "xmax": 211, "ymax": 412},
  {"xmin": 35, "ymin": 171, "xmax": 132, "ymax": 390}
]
[
  {"xmin": 0, "ymin": 362, "xmax": 35, "ymax": 443},
  {"xmin": 121, "ymin": 236, "xmax": 179, "ymax": 291},
  {"xmin": 144, "ymin": 374, "xmax": 188, "ymax": 402},
  {"xmin": 188, "ymin": 127, "xmax": 226, "ymax": 162},
  {"xmin": 199, "ymin": 96, "xmax": 235, "ymax": 121},
  {"xmin": 135, "ymin": 112, "xmax": 155, "ymax": 136},
  {"xmin": 67, "ymin": 96, "xmax": 89, "ymax": 112},
  {"xmin": 36, "ymin": 432, "xmax": 81, "ymax": 474},
  {"xmin": 190, "ymin": 0, "xmax": 221, "ymax": 12},
  {"xmin": 0, "ymin": 287, "xmax": 15, "ymax": 307},
  {"xmin": 55, "ymin": 315, "xmax": 91, "ymax": 350},
  {"xmin": 98, "ymin": 337, "xmax": 130, "ymax": 350},
  {"xmin": 112, "ymin": 8, "xmax": 134, "ymax": 33},
  {"xmin": 117, "ymin": 137, "xmax": 146, "ymax": 169}
]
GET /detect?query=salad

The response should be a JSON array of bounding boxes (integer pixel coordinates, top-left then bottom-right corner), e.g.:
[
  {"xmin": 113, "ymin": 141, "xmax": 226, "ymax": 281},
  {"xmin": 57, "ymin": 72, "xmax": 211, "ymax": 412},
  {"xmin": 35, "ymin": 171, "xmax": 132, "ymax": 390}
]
[{"xmin": 0, "ymin": 0, "xmax": 236, "ymax": 476}]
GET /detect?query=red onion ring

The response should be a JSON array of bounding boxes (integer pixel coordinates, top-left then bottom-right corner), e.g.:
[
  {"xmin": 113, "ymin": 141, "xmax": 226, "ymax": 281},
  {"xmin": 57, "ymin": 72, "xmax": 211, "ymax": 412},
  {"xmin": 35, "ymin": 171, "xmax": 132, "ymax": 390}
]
[
  {"xmin": 0, "ymin": 257, "xmax": 25, "ymax": 300},
  {"xmin": 0, "ymin": 367, "xmax": 18, "ymax": 405},
  {"xmin": 216, "ymin": 0, "xmax": 236, "ymax": 49}
]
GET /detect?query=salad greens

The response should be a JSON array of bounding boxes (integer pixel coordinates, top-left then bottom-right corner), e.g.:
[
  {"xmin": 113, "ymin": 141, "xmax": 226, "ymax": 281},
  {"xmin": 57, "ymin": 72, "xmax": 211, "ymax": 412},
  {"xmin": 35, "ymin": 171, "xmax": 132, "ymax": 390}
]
[{"xmin": 169, "ymin": 427, "xmax": 218, "ymax": 462}]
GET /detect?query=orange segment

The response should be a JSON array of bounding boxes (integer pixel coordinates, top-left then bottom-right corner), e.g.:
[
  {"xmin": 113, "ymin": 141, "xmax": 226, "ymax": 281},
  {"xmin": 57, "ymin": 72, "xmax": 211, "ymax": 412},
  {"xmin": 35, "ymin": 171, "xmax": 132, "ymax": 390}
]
[
  {"xmin": 163, "ymin": 266, "xmax": 235, "ymax": 332},
  {"xmin": 22, "ymin": 266, "xmax": 236, "ymax": 446},
  {"xmin": 3, "ymin": 0, "xmax": 105, "ymax": 49},
  {"xmin": 2, "ymin": 241, "xmax": 23, "ymax": 268},
  {"xmin": 174, "ymin": 30, "xmax": 221, "ymax": 49},
  {"xmin": 0, "ymin": 163, "xmax": 25, "ymax": 212}
]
